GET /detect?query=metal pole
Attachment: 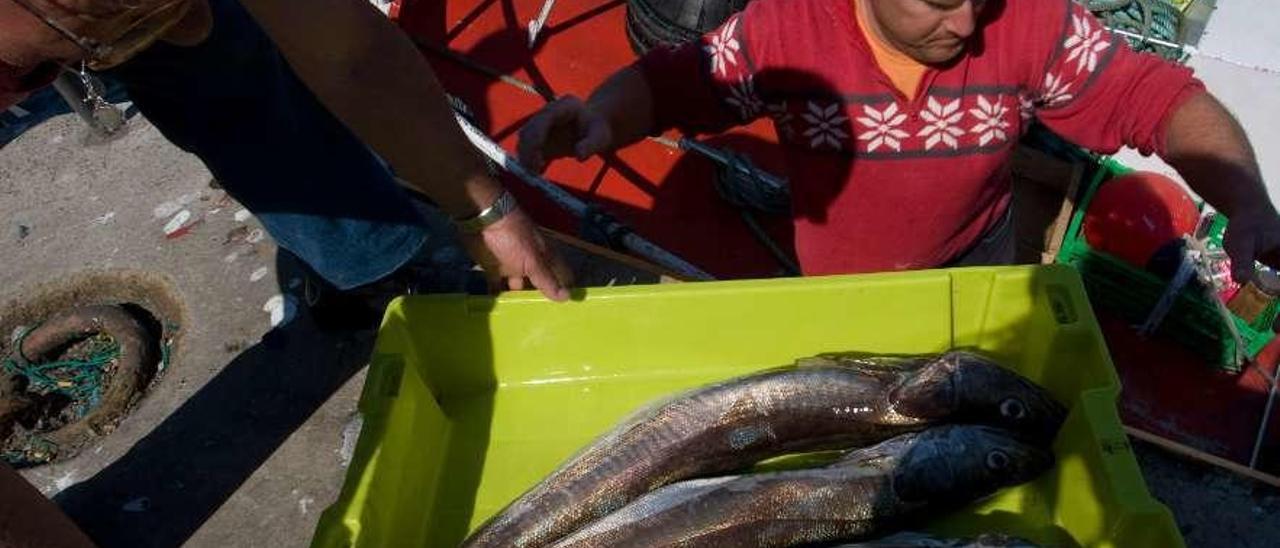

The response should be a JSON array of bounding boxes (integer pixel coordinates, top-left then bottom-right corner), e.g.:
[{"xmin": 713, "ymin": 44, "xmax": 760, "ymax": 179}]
[
  {"xmin": 415, "ymin": 39, "xmax": 556, "ymax": 101},
  {"xmin": 50, "ymin": 72, "xmax": 123, "ymax": 136},
  {"xmin": 527, "ymin": 0, "xmax": 559, "ymax": 48},
  {"xmin": 1172, "ymin": 236, "xmax": 1276, "ymax": 468},
  {"xmin": 453, "ymin": 113, "xmax": 716, "ymax": 281},
  {"xmin": 1250, "ymin": 375, "xmax": 1278, "ymax": 469},
  {"xmin": 1106, "ymin": 27, "xmax": 1198, "ymax": 55}
]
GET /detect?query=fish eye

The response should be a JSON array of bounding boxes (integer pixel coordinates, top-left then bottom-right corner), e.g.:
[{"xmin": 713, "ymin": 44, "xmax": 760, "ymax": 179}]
[
  {"xmin": 986, "ymin": 450, "xmax": 1010, "ymax": 470},
  {"xmin": 1000, "ymin": 398, "xmax": 1027, "ymax": 420}
]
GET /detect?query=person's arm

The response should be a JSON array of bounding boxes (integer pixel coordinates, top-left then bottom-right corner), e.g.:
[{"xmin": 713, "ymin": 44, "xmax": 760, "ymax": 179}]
[
  {"xmin": 519, "ymin": 6, "xmax": 775, "ymax": 172},
  {"xmin": 517, "ymin": 66, "xmax": 654, "ymax": 173},
  {"xmin": 237, "ymin": 0, "xmax": 571, "ymax": 300},
  {"xmin": 1023, "ymin": 0, "xmax": 1280, "ymax": 275},
  {"xmin": 0, "ymin": 0, "xmax": 209, "ymax": 67},
  {"xmin": 1162, "ymin": 93, "xmax": 1280, "ymax": 278},
  {"xmin": 0, "ymin": 462, "xmax": 96, "ymax": 548}
]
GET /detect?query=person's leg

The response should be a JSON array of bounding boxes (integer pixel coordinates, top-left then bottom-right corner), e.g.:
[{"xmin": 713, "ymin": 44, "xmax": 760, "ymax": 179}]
[{"xmin": 105, "ymin": 0, "xmax": 428, "ymax": 290}]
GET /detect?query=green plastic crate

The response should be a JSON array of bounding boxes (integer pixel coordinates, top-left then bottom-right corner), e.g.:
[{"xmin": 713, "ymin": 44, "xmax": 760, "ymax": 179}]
[
  {"xmin": 1056, "ymin": 158, "xmax": 1277, "ymax": 371},
  {"xmin": 312, "ymin": 265, "xmax": 1182, "ymax": 547}
]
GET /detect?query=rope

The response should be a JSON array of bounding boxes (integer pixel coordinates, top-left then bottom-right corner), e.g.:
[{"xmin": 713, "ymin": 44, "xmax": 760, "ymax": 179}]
[
  {"xmin": 711, "ymin": 152, "xmax": 800, "ymax": 275},
  {"xmin": 1, "ymin": 437, "xmax": 56, "ymax": 467},
  {"xmin": 712, "ymin": 151, "xmax": 791, "ymax": 216},
  {"xmin": 2, "ymin": 326, "xmax": 121, "ymax": 412},
  {"xmin": 1087, "ymin": 0, "xmax": 1186, "ymax": 61}
]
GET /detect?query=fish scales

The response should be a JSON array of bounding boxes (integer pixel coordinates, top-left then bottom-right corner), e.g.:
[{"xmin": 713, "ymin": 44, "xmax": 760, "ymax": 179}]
[
  {"xmin": 462, "ymin": 352, "xmax": 1064, "ymax": 547},
  {"xmin": 552, "ymin": 426, "xmax": 1052, "ymax": 548},
  {"xmin": 463, "ymin": 366, "xmax": 906, "ymax": 547}
]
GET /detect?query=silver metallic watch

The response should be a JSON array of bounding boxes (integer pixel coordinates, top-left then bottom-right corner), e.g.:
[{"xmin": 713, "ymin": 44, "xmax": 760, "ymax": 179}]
[{"xmin": 454, "ymin": 190, "xmax": 519, "ymax": 233}]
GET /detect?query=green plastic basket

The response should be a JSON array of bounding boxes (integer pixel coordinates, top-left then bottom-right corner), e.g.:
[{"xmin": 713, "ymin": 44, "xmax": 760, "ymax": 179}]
[
  {"xmin": 1055, "ymin": 158, "xmax": 1277, "ymax": 371},
  {"xmin": 313, "ymin": 266, "xmax": 1183, "ymax": 547}
]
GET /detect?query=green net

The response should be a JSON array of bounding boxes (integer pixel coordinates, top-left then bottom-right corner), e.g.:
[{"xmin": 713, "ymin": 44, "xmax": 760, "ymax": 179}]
[
  {"xmin": 2, "ymin": 323, "xmax": 138, "ymax": 467},
  {"xmin": 3, "ymin": 328, "xmax": 121, "ymax": 413},
  {"xmin": 1087, "ymin": 0, "xmax": 1186, "ymax": 62}
]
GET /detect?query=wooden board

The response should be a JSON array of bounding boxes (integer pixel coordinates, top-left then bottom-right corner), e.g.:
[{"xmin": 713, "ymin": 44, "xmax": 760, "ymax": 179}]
[
  {"xmin": 542, "ymin": 228, "xmax": 687, "ymax": 285},
  {"xmin": 1127, "ymin": 426, "xmax": 1280, "ymax": 489},
  {"xmin": 1011, "ymin": 145, "xmax": 1085, "ymax": 265}
]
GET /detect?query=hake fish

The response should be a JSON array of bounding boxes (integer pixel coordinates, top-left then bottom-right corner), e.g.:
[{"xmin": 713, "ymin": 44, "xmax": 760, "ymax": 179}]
[
  {"xmin": 551, "ymin": 425, "xmax": 1052, "ymax": 548},
  {"xmin": 461, "ymin": 351, "xmax": 1064, "ymax": 548}
]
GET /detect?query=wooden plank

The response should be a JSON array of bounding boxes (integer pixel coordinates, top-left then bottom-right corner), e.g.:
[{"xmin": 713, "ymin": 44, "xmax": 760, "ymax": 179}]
[
  {"xmin": 1013, "ymin": 145, "xmax": 1083, "ymax": 264},
  {"xmin": 1125, "ymin": 425, "xmax": 1280, "ymax": 488},
  {"xmin": 1041, "ymin": 159, "xmax": 1085, "ymax": 264}
]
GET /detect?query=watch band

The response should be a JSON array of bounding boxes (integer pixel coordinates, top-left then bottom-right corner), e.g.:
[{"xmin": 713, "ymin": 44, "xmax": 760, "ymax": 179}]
[{"xmin": 454, "ymin": 190, "xmax": 519, "ymax": 233}]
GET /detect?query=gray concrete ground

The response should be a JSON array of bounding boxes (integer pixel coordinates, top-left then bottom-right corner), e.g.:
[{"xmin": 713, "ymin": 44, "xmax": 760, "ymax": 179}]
[
  {"xmin": 0, "ymin": 112, "xmax": 662, "ymax": 548},
  {"xmin": 1135, "ymin": 439, "xmax": 1280, "ymax": 547},
  {"xmin": 2, "ymin": 113, "xmax": 368, "ymax": 548},
  {"xmin": 2, "ymin": 113, "xmax": 1278, "ymax": 548}
]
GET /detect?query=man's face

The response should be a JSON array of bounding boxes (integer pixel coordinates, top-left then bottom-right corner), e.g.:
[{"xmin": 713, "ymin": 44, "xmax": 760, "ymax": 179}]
[{"xmin": 866, "ymin": 0, "xmax": 990, "ymax": 65}]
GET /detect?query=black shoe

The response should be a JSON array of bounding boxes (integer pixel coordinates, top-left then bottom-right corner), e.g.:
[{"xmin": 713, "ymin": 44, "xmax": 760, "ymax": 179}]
[{"xmin": 298, "ymin": 250, "xmax": 486, "ymax": 331}]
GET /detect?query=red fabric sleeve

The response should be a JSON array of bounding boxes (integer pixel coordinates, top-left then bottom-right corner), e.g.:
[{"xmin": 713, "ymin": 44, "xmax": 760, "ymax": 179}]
[
  {"xmin": 1025, "ymin": 0, "xmax": 1204, "ymax": 156},
  {"xmin": 636, "ymin": 6, "xmax": 769, "ymax": 136}
]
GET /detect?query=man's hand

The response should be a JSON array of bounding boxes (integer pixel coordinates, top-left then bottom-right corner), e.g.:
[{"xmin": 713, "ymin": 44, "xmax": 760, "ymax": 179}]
[
  {"xmin": 517, "ymin": 95, "xmax": 613, "ymax": 174},
  {"xmin": 236, "ymin": 0, "xmax": 578, "ymax": 301},
  {"xmin": 1163, "ymin": 93, "xmax": 1280, "ymax": 281},
  {"xmin": 1223, "ymin": 205, "xmax": 1280, "ymax": 281},
  {"xmin": 458, "ymin": 208, "xmax": 574, "ymax": 302}
]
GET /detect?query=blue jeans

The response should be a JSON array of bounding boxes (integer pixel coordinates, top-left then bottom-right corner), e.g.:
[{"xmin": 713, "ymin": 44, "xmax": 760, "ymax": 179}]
[{"xmin": 106, "ymin": 0, "xmax": 428, "ymax": 290}]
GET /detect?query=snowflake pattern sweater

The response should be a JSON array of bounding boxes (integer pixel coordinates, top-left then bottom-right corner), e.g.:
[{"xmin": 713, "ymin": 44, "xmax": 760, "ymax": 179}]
[{"xmin": 638, "ymin": 0, "xmax": 1204, "ymax": 274}]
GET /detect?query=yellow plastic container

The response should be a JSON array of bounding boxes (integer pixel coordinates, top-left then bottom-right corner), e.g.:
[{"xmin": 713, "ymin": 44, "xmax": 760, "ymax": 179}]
[{"xmin": 312, "ymin": 265, "xmax": 1183, "ymax": 548}]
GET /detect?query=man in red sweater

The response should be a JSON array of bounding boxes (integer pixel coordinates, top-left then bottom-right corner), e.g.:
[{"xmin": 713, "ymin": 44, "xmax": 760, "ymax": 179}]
[{"xmin": 519, "ymin": 0, "xmax": 1280, "ymax": 278}]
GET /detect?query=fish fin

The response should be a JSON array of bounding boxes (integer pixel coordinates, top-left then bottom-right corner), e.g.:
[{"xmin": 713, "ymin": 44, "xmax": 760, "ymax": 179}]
[
  {"xmin": 831, "ymin": 430, "xmax": 925, "ymax": 471},
  {"xmin": 750, "ymin": 450, "xmax": 846, "ymax": 473},
  {"xmin": 802, "ymin": 353, "xmax": 934, "ymax": 386},
  {"xmin": 795, "ymin": 356, "xmax": 840, "ymax": 368}
]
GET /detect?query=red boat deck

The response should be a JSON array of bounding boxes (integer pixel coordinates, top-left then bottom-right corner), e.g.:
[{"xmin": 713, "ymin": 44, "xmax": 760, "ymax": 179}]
[
  {"xmin": 401, "ymin": 0, "xmax": 793, "ymax": 279},
  {"xmin": 1103, "ymin": 314, "xmax": 1280, "ymax": 477}
]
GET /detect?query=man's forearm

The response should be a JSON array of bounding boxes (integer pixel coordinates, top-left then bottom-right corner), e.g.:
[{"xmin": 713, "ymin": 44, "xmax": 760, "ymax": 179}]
[
  {"xmin": 239, "ymin": 0, "xmax": 501, "ymax": 216},
  {"xmin": 586, "ymin": 65, "xmax": 658, "ymax": 151},
  {"xmin": 1, "ymin": 463, "xmax": 95, "ymax": 547},
  {"xmin": 1164, "ymin": 93, "xmax": 1272, "ymax": 218}
]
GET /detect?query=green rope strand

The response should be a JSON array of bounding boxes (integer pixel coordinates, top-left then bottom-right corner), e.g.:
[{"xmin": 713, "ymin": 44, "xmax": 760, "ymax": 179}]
[
  {"xmin": 1087, "ymin": 0, "xmax": 1187, "ymax": 62},
  {"xmin": 2, "ymin": 327, "xmax": 121, "ymax": 410}
]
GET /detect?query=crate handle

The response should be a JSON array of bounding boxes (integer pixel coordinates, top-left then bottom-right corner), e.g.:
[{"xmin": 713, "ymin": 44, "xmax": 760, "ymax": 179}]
[
  {"xmin": 1047, "ymin": 284, "xmax": 1079, "ymax": 325},
  {"xmin": 369, "ymin": 354, "xmax": 405, "ymax": 400}
]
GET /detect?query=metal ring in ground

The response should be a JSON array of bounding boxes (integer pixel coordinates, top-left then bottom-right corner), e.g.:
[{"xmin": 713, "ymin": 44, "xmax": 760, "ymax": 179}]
[{"xmin": 7, "ymin": 305, "xmax": 155, "ymax": 462}]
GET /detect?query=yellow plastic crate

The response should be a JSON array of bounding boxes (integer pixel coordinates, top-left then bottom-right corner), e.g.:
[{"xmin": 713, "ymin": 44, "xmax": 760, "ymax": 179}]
[{"xmin": 312, "ymin": 265, "xmax": 1183, "ymax": 548}]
